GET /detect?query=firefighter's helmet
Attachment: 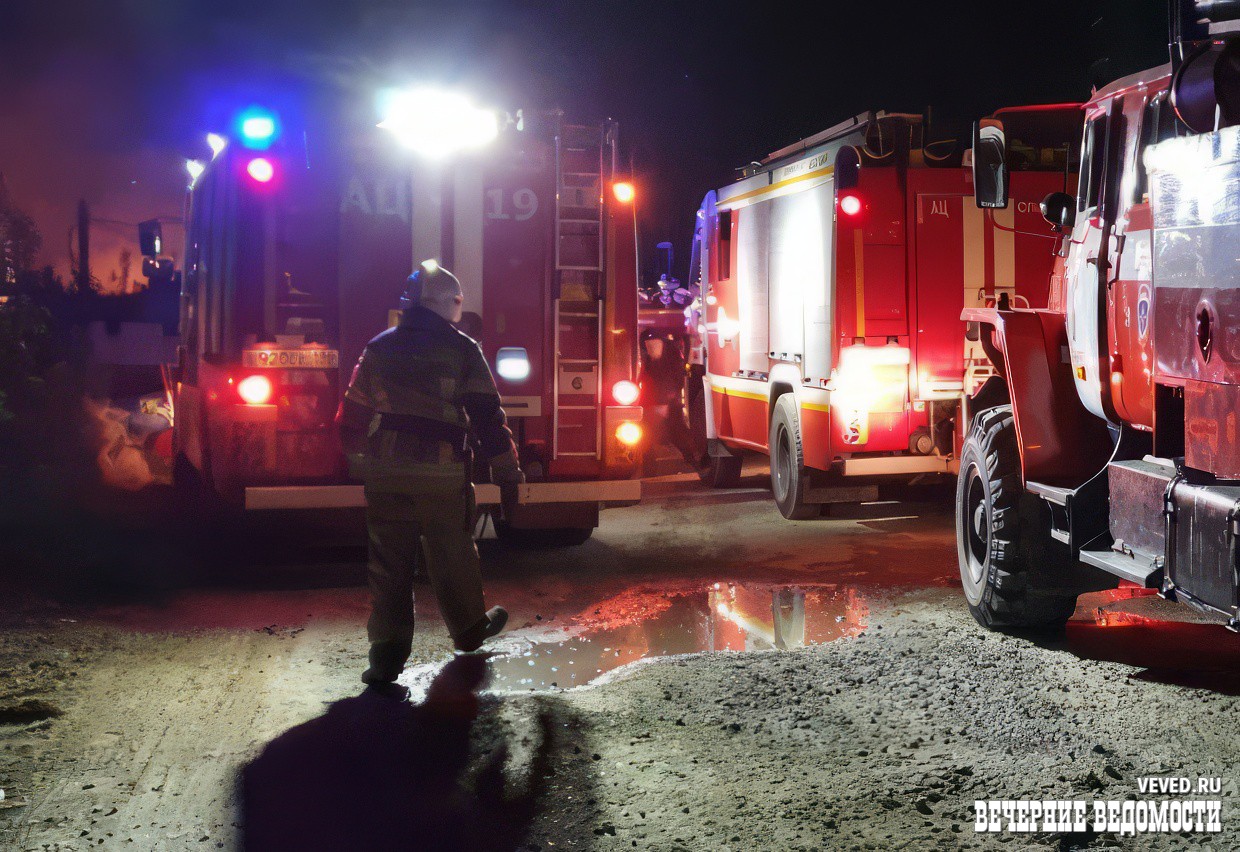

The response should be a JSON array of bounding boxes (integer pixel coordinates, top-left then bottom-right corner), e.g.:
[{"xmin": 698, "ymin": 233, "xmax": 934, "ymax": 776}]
[{"xmin": 403, "ymin": 259, "xmax": 464, "ymax": 323}]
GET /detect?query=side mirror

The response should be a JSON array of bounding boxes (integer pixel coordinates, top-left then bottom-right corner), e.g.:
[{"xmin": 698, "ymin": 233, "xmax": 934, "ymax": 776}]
[
  {"xmin": 972, "ymin": 121, "xmax": 1008, "ymax": 209},
  {"xmin": 138, "ymin": 219, "xmax": 163, "ymax": 258},
  {"xmin": 1040, "ymin": 191, "xmax": 1077, "ymax": 230}
]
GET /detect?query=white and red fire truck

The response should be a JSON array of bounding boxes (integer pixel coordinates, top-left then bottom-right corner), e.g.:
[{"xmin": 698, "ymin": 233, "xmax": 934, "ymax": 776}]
[
  {"xmin": 173, "ymin": 102, "xmax": 643, "ymax": 544},
  {"xmin": 955, "ymin": 0, "xmax": 1240, "ymax": 628},
  {"xmin": 691, "ymin": 108, "xmax": 1082, "ymax": 518}
]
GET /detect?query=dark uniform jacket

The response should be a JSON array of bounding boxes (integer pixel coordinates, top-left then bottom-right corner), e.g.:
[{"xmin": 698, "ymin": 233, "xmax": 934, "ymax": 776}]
[
  {"xmin": 343, "ymin": 306, "xmax": 517, "ymax": 489},
  {"xmin": 640, "ymin": 342, "xmax": 688, "ymax": 408}
]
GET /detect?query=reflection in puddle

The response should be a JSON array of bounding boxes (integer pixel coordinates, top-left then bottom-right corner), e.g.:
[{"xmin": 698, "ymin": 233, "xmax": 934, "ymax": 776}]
[{"xmin": 482, "ymin": 582, "xmax": 867, "ymax": 694}]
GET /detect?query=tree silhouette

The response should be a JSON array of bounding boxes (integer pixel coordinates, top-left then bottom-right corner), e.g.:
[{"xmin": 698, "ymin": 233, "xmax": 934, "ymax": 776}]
[{"xmin": 0, "ymin": 173, "xmax": 42, "ymax": 287}]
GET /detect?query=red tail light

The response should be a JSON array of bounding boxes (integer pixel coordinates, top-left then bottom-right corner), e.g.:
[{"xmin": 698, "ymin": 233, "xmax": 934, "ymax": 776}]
[
  {"xmin": 237, "ymin": 375, "xmax": 273, "ymax": 405},
  {"xmin": 611, "ymin": 380, "xmax": 639, "ymax": 406},
  {"xmin": 839, "ymin": 193, "xmax": 862, "ymax": 217}
]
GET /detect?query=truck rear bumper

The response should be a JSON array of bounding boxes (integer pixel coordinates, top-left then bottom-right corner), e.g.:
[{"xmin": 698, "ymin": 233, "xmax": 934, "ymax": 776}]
[{"xmin": 244, "ymin": 479, "xmax": 641, "ymax": 511}]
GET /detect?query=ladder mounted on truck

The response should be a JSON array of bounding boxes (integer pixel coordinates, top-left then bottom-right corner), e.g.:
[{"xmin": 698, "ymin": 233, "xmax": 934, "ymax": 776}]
[
  {"xmin": 555, "ymin": 122, "xmax": 605, "ymax": 272},
  {"xmin": 552, "ymin": 120, "xmax": 615, "ymax": 460}
]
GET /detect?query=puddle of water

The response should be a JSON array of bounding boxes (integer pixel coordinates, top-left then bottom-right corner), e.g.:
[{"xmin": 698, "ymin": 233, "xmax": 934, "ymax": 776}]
[{"xmin": 436, "ymin": 582, "xmax": 868, "ymax": 696}]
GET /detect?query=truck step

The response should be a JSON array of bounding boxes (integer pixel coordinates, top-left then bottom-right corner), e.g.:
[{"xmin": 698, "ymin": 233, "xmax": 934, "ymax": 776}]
[
  {"xmin": 1025, "ymin": 480, "xmax": 1072, "ymax": 506},
  {"xmin": 1078, "ymin": 546, "xmax": 1162, "ymax": 587},
  {"xmin": 1024, "ymin": 476, "xmax": 1108, "ymax": 552}
]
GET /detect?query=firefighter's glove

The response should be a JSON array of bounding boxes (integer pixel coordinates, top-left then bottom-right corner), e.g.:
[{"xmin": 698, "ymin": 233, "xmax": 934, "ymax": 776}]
[{"xmin": 490, "ymin": 452, "xmax": 525, "ymax": 513}]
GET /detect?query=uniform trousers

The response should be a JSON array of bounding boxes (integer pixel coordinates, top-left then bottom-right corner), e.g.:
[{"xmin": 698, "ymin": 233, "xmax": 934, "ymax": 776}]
[{"xmin": 362, "ymin": 470, "xmax": 484, "ymax": 681}]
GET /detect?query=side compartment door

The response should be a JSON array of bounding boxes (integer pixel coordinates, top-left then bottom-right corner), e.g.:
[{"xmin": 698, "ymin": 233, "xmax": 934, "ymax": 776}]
[
  {"xmin": 736, "ymin": 200, "xmax": 771, "ymax": 374},
  {"xmin": 914, "ymin": 192, "xmax": 972, "ymax": 393}
]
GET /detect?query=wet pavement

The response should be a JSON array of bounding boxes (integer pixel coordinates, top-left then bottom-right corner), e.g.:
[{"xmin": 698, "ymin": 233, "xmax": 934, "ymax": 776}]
[
  {"xmin": 8, "ymin": 466, "xmax": 1240, "ymax": 850},
  {"xmin": 406, "ymin": 582, "xmax": 869, "ymax": 695}
]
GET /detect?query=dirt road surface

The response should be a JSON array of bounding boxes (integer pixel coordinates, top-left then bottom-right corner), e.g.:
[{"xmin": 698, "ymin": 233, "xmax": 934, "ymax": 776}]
[{"xmin": 2, "ymin": 470, "xmax": 1238, "ymax": 850}]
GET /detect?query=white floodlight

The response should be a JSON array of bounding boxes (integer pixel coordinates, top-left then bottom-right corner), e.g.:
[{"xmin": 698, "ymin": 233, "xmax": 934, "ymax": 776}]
[
  {"xmin": 377, "ymin": 88, "xmax": 500, "ymax": 158},
  {"xmin": 496, "ymin": 347, "xmax": 531, "ymax": 382},
  {"xmin": 186, "ymin": 159, "xmax": 206, "ymax": 187},
  {"xmin": 206, "ymin": 133, "xmax": 228, "ymax": 158}
]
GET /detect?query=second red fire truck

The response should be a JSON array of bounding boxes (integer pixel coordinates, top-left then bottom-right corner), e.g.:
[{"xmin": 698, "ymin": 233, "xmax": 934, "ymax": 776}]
[
  {"xmin": 691, "ymin": 107, "xmax": 1083, "ymax": 518},
  {"xmin": 169, "ymin": 98, "xmax": 643, "ymax": 545}
]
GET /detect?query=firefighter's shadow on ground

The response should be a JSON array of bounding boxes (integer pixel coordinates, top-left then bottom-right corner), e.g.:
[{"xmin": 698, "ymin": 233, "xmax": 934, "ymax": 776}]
[{"xmin": 242, "ymin": 654, "xmax": 558, "ymax": 851}]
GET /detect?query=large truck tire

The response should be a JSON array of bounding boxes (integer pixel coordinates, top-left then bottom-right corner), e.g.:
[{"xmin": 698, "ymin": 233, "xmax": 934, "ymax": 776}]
[
  {"xmin": 956, "ymin": 405, "xmax": 1078, "ymax": 630},
  {"xmin": 494, "ymin": 521, "xmax": 593, "ymax": 548},
  {"xmin": 769, "ymin": 395, "xmax": 818, "ymax": 520}
]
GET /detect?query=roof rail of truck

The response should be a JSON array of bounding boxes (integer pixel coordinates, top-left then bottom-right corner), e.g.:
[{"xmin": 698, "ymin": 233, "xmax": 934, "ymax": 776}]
[
  {"xmin": 1090, "ymin": 64, "xmax": 1173, "ymax": 103},
  {"xmin": 759, "ymin": 110, "xmax": 885, "ymax": 168}
]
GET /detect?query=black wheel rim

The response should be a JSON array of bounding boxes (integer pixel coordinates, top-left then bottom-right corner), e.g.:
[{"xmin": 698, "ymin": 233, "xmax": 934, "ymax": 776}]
[
  {"xmin": 961, "ymin": 463, "xmax": 989, "ymax": 602},
  {"xmin": 773, "ymin": 424, "xmax": 792, "ymax": 502}
]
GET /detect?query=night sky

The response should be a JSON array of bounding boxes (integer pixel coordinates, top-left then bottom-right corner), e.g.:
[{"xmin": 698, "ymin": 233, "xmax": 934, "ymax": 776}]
[{"xmin": 1, "ymin": 0, "xmax": 1169, "ymax": 282}]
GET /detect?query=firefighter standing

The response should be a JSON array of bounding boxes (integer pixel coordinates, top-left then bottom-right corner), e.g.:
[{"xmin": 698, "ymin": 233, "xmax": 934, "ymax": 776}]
[
  {"xmin": 338, "ymin": 260, "xmax": 522, "ymax": 687},
  {"xmin": 640, "ymin": 328, "xmax": 702, "ymax": 471}
]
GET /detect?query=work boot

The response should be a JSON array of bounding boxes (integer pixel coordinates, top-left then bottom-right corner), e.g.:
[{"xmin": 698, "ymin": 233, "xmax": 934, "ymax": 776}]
[
  {"xmin": 453, "ymin": 606, "xmax": 508, "ymax": 653},
  {"xmin": 362, "ymin": 638, "xmax": 412, "ymax": 685},
  {"xmin": 364, "ymin": 681, "xmax": 411, "ymax": 702}
]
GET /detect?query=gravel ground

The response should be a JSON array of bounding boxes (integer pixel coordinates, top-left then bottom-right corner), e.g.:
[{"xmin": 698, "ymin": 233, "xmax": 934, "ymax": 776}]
[
  {"xmin": 2, "ymin": 474, "xmax": 1238, "ymax": 850},
  {"xmin": 514, "ymin": 590, "xmax": 1238, "ymax": 851}
]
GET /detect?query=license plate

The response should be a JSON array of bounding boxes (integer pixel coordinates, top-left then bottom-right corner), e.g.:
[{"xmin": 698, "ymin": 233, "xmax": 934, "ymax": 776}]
[{"xmin": 242, "ymin": 349, "xmax": 339, "ymax": 369}]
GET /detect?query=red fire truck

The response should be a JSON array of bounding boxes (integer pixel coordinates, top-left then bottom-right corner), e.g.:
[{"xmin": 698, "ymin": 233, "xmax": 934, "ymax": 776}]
[
  {"xmin": 955, "ymin": 0, "xmax": 1240, "ymax": 629},
  {"xmin": 173, "ymin": 102, "xmax": 642, "ymax": 544},
  {"xmin": 691, "ymin": 108, "xmax": 1082, "ymax": 518}
]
